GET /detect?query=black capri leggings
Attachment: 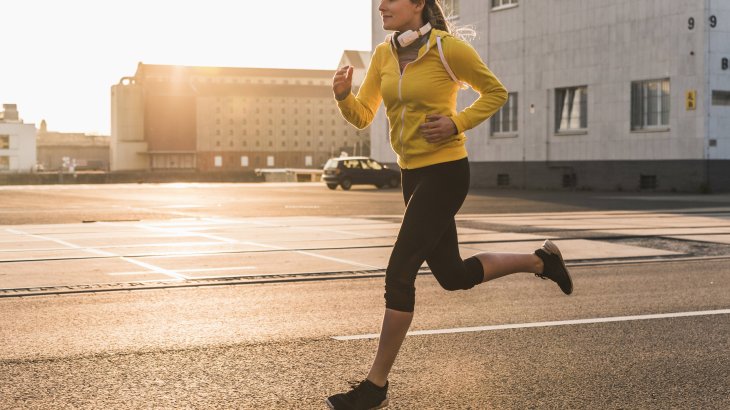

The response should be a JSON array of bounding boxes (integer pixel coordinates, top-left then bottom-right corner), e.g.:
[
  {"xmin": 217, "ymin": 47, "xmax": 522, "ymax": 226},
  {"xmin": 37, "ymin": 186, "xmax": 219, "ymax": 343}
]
[{"xmin": 384, "ymin": 157, "xmax": 484, "ymax": 312}]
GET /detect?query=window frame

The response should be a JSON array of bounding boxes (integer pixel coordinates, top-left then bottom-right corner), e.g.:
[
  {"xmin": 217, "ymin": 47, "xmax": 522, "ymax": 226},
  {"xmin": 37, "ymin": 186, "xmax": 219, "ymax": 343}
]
[
  {"xmin": 631, "ymin": 78, "xmax": 671, "ymax": 132},
  {"xmin": 441, "ymin": 0, "xmax": 460, "ymax": 20},
  {"xmin": 554, "ymin": 85, "xmax": 588, "ymax": 134},
  {"xmin": 490, "ymin": 92, "xmax": 519, "ymax": 137},
  {"xmin": 491, "ymin": 0, "xmax": 518, "ymax": 11}
]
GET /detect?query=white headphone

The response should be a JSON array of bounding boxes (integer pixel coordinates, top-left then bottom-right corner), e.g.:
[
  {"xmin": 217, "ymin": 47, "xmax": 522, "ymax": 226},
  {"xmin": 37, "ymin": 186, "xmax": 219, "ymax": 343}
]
[{"xmin": 394, "ymin": 22, "xmax": 432, "ymax": 48}]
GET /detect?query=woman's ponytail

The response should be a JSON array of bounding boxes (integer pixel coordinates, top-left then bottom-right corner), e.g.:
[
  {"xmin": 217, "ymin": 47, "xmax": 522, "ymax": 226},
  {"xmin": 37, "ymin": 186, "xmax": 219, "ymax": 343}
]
[
  {"xmin": 420, "ymin": 0, "xmax": 476, "ymax": 42},
  {"xmin": 422, "ymin": 0, "xmax": 450, "ymax": 33}
]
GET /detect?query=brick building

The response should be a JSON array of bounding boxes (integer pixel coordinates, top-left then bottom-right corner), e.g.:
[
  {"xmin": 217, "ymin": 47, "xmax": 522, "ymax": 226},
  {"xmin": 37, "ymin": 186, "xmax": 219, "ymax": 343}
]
[{"xmin": 111, "ymin": 55, "xmax": 371, "ymax": 172}]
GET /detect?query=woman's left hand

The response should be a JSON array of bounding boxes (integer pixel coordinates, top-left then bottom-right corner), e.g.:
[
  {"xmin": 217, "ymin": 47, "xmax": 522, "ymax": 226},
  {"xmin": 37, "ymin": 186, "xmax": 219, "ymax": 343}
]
[{"xmin": 420, "ymin": 114, "xmax": 458, "ymax": 144}]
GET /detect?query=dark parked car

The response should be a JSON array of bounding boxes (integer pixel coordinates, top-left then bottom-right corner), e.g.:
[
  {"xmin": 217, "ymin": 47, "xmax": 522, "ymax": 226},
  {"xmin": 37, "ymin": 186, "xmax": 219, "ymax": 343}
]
[{"xmin": 322, "ymin": 157, "xmax": 401, "ymax": 190}]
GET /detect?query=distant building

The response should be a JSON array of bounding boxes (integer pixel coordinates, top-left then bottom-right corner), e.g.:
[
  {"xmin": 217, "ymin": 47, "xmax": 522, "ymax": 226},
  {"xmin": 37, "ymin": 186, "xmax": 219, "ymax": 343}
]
[
  {"xmin": 36, "ymin": 120, "xmax": 110, "ymax": 171},
  {"xmin": 111, "ymin": 55, "xmax": 371, "ymax": 172},
  {"xmin": 369, "ymin": 0, "xmax": 730, "ymax": 192},
  {"xmin": 0, "ymin": 104, "xmax": 37, "ymax": 172}
]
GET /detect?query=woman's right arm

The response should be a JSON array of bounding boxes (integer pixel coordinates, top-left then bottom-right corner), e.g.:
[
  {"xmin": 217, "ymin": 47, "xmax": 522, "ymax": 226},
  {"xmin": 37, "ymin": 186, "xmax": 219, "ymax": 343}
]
[{"xmin": 333, "ymin": 48, "xmax": 383, "ymax": 130}]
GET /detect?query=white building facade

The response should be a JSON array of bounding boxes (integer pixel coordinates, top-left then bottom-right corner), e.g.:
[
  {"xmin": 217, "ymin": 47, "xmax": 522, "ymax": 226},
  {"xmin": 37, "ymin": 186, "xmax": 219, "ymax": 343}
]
[
  {"xmin": 369, "ymin": 0, "xmax": 730, "ymax": 192},
  {"xmin": 0, "ymin": 104, "xmax": 37, "ymax": 173}
]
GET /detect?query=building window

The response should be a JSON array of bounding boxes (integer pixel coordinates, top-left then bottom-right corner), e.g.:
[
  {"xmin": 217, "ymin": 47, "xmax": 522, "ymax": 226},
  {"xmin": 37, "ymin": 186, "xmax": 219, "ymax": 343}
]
[
  {"xmin": 0, "ymin": 156, "xmax": 9, "ymax": 170},
  {"xmin": 441, "ymin": 0, "xmax": 460, "ymax": 18},
  {"xmin": 267, "ymin": 156, "xmax": 275, "ymax": 167},
  {"xmin": 631, "ymin": 78, "xmax": 670, "ymax": 130},
  {"xmin": 241, "ymin": 156, "xmax": 249, "ymax": 167},
  {"xmin": 555, "ymin": 86, "xmax": 587, "ymax": 132},
  {"xmin": 269, "ymin": 141, "xmax": 273, "ymax": 147},
  {"xmin": 0, "ymin": 135, "xmax": 9, "ymax": 149},
  {"xmin": 491, "ymin": 92, "xmax": 518, "ymax": 134},
  {"xmin": 492, "ymin": 0, "xmax": 518, "ymax": 9},
  {"xmin": 214, "ymin": 156, "xmax": 223, "ymax": 167},
  {"xmin": 712, "ymin": 90, "xmax": 730, "ymax": 106},
  {"xmin": 305, "ymin": 156, "xmax": 313, "ymax": 167}
]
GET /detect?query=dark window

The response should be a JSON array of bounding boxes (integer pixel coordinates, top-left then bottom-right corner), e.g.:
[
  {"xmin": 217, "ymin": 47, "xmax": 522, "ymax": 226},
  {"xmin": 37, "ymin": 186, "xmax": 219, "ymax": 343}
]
[
  {"xmin": 497, "ymin": 174, "xmax": 510, "ymax": 186},
  {"xmin": 555, "ymin": 86, "xmax": 587, "ymax": 132},
  {"xmin": 712, "ymin": 90, "xmax": 730, "ymax": 106},
  {"xmin": 640, "ymin": 175, "xmax": 657, "ymax": 190},
  {"xmin": 631, "ymin": 79, "xmax": 670, "ymax": 130},
  {"xmin": 491, "ymin": 93, "xmax": 518, "ymax": 134},
  {"xmin": 562, "ymin": 173, "xmax": 577, "ymax": 188}
]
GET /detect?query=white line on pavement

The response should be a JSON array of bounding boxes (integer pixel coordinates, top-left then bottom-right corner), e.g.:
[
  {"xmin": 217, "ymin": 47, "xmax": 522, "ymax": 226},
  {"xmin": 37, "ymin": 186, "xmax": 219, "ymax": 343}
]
[
  {"xmin": 332, "ymin": 309, "xmax": 730, "ymax": 341},
  {"xmin": 119, "ymin": 257, "xmax": 188, "ymax": 281},
  {"xmin": 107, "ymin": 266, "xmax": 257, "ymax": 276},
  {"xmin": 5, "ymin": 229, "xmax": 117, "ymax": 257},
  {"xmin": 6, "ymin": 228, "xmax": 188, "ymax": 281}
]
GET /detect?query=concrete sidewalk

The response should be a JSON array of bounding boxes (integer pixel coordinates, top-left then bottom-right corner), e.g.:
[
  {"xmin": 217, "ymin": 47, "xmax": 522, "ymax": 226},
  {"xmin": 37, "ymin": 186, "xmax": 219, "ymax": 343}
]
[{"xmin": 2, "ymin": 208, "xmax": 729, "ymax": 292}]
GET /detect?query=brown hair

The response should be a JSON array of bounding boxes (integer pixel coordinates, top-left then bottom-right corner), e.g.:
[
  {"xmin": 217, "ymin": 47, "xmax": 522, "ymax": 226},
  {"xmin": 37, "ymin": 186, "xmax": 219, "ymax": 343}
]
[{"xmin": 417, "ymin": 0, "xmax": 451, "ymax": 33}]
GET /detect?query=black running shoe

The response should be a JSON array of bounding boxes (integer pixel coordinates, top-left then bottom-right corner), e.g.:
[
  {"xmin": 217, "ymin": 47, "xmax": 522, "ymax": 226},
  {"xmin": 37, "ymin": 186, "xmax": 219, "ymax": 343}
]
[
  {"xmin": 534, "ymin": 239, "xmax": 573, "ymax": 295},
  {"xmin": 326, "ymin": 379, "xmax": 389, "ymax": 410}
]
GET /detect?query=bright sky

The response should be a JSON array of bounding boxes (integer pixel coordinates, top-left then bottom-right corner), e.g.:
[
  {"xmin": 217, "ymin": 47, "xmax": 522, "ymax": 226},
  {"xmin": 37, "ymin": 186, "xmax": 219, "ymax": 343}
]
[{"xmin": 0, "ymin": 0, "xmax": 372, "ymax": 135}]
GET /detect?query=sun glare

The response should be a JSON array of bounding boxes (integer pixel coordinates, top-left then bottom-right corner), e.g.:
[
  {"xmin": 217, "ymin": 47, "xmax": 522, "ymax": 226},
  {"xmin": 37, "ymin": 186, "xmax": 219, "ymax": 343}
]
[{"xmin": 1, "ymin": 0, "xmax": 371, "ymax": 135}]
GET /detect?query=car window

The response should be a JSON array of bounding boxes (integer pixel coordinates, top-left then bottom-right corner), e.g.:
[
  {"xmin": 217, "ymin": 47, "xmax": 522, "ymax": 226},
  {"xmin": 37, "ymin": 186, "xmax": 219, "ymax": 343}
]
[
  {"xmin": 344, "ymin": 160, "xmax": 361, "ymax": 169},
  {"xmin": 324, "ymin": 159, "xmax": 338, "ymax": 169},
  {"xmin": 366, "ymin": 159, "xmax": 383, "ymax": 170},
  {"xmin": 359, "ymin": 160, "xmax": 371, "ymax": 169}
]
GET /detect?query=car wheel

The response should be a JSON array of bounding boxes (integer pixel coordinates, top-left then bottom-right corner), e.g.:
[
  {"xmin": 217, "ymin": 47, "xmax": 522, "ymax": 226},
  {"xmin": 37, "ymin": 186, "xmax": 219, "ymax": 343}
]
[
  {"xmin": 326, "ymin": 183, "xmax": 338, "ymax": 190},
  {"xmin": 341, "ymin": 178, "xmax": 352, "ymax": 190},
  {"xmin": 389, "ymin": 177, "xmax": 400, "ymax": 188}
]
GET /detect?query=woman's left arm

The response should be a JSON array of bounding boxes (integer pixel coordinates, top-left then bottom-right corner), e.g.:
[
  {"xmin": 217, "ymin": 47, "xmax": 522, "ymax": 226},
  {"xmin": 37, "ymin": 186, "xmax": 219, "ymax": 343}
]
[{"xmin": 446, "ymin": 38, "xmax": 508, "ymax": 134}]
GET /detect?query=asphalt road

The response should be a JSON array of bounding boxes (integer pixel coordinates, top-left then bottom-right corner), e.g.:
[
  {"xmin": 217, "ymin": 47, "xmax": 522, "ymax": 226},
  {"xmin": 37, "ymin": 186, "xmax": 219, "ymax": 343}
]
[
  {"xmin": 1, "ymin": 260, "xmax": 728, "ymax": 409},
  {"xmin": 0, "ymin": 182, "xmax": 728, "ymax": 225},
  {"xmin": 1, "ymin": 183, "xmax": 728, "ymax": 409}
]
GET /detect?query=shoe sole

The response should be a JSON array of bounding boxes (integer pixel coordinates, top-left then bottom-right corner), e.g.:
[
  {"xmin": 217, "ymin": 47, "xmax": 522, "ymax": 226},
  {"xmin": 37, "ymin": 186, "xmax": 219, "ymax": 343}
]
[
  {"xmin": 325, "ymin": 398, "xmax": 389, "ymax": 409},
  {"xmin": 542, "ymin": 239, "xmax": 573, "ymax": 295}
]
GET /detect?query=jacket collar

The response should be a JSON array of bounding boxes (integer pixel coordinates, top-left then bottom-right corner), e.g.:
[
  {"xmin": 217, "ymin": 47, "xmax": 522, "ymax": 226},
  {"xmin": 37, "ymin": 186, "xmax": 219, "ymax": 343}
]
[{"xmin": 386, "ymin": 29, "xmax": 451, "ymax": 59}]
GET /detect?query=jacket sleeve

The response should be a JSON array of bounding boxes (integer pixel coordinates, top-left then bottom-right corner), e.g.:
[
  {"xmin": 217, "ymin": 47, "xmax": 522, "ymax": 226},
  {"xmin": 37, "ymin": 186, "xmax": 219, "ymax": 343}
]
[
  {"xmin": 335, "ymin": 47, "xmax": 383, "ymax": 130},
  {"xmin": 446, "ymin": 38, "xmax": 508, "ymax": 134}
]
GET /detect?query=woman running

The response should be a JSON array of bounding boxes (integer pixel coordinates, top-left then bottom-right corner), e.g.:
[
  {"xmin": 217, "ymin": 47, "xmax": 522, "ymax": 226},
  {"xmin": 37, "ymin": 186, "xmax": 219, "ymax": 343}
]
[{"xmin": 327, "ymin": 1, "xmax": 573, "ymax": 408}]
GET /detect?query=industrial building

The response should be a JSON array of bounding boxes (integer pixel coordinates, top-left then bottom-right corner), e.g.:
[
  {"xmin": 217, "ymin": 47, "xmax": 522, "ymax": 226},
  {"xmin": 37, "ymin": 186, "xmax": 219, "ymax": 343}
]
[
  {"xmin": 0, "ymin": 104, "xmax": 37, "ymax": 173},
  {"xmin": 368, "ymin": 0, "xmax": 730, "ymax": 191},
  {"xmin": 111, "ymin": 54, "xmax": 371, "ymax": 172}
]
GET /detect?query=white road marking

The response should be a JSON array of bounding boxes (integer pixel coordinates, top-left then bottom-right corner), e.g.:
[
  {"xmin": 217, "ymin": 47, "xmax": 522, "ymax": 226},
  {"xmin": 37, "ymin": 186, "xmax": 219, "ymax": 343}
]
[
  {"xmin": 243, "ymin": 240, "xmax": 381, "ymax": 270},
  {"xmin": 137, "ymin": 222, "xmax": 381, "ymax": 270},
  {"xmin": 107, "ymin": 266, "xmax": 257, "ymax": 276},
  {"xmin": 136, "ymin": 223, "xmax": 239, "ymax": 244},
  {"xmin": 332, "ymin": 309, "xmax": 730, "ymax": 341},
  {"xmin": 5, "ymin": 229, "xmax": 117, "ymax": 257},
  {"xmin": 6, "ymin": 228, "xmax": 188, "ymax": 281},
  {"xmin": 119, "ymin": 257, "xmax": 188, "ymax": 281}
]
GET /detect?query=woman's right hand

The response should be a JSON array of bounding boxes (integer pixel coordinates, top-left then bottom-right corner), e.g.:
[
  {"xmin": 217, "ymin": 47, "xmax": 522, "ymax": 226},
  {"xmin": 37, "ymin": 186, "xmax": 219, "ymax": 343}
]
[{"xmin": 333, "ymin": 65, "xmax": 353, "ymax": 101}]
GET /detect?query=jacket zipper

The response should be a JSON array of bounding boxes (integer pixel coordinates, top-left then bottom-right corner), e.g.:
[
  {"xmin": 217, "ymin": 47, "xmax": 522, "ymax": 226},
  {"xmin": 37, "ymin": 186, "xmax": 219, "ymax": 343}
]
[{"xmin": 389, "ymin": 36, "xmax": 432, "ymax": 168}]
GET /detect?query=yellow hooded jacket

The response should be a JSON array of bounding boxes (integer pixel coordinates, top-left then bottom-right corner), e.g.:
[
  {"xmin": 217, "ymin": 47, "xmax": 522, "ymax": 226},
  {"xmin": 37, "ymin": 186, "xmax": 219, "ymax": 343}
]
[{"xmin": 336, "ymin": 29, "xmax": 508, "ymax": 169}]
